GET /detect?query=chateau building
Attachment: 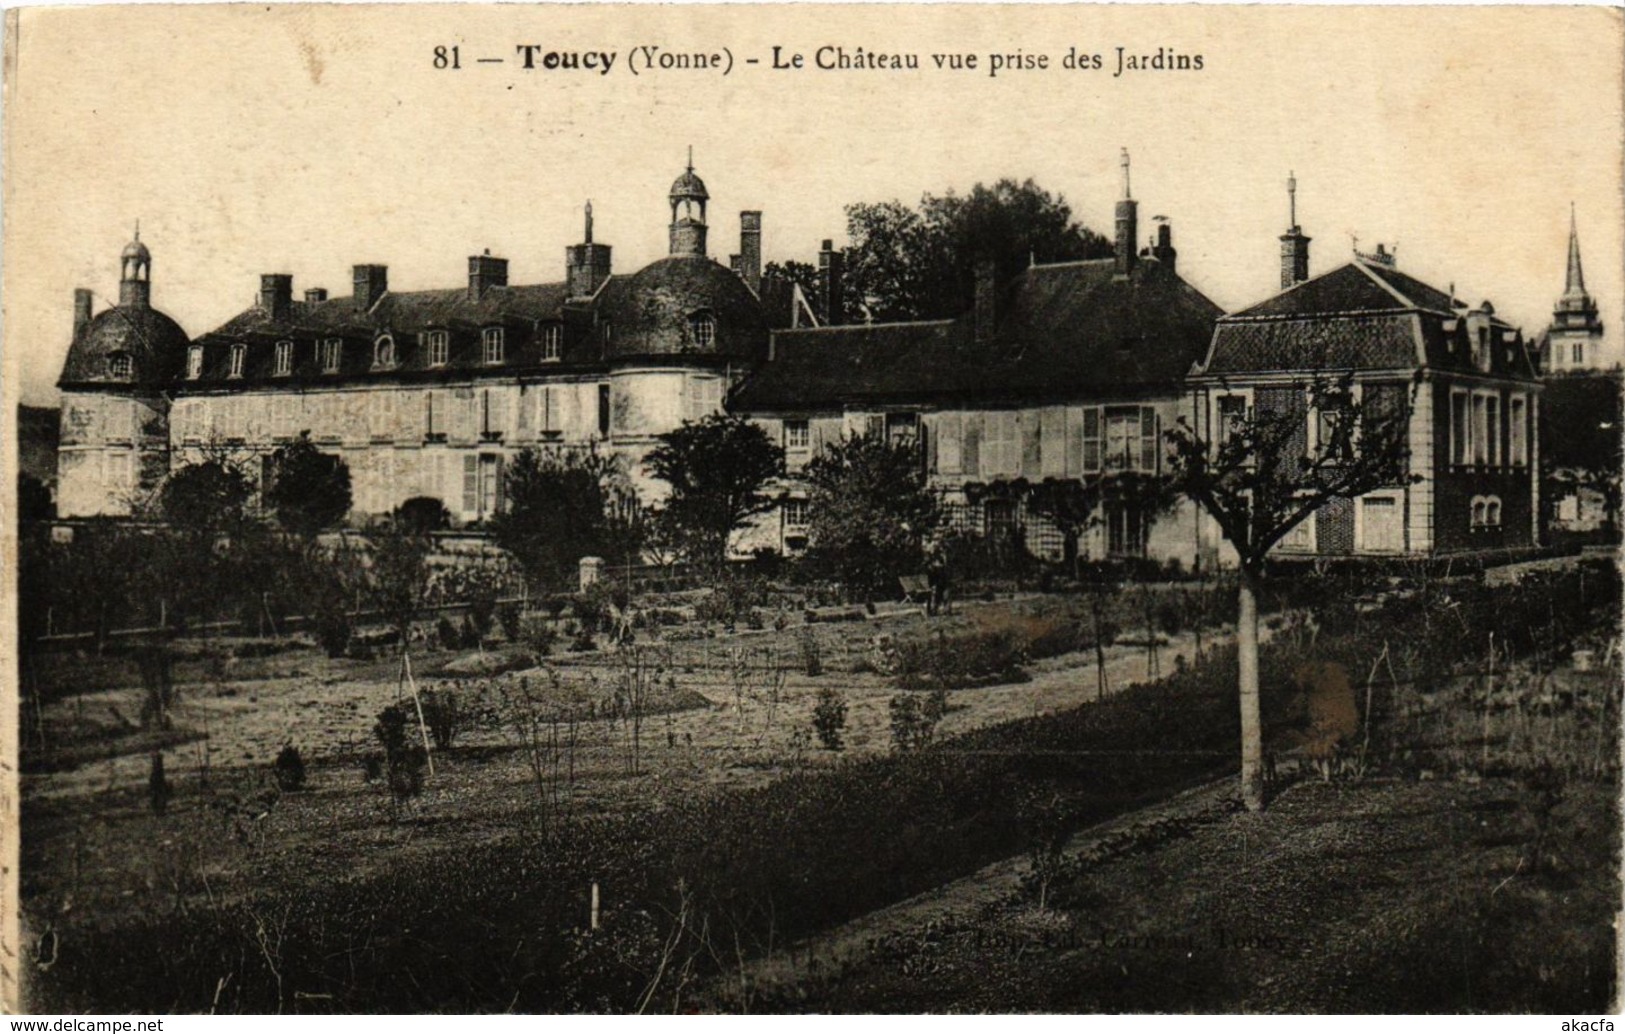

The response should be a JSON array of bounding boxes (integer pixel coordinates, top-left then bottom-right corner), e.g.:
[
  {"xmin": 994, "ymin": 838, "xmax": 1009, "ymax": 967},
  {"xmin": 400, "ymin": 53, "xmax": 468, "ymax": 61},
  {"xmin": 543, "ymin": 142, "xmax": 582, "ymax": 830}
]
[
  {"xmin": 732, "ymin": 153, "xmax": 1224, "ymax": 567},
  {"xmin": 55, "ymin": 160, "xmax": 817, "ymax": 521},
  {"xmin": 1188, "ymin": 177, "xmax": 1542, "ymax": 560}
]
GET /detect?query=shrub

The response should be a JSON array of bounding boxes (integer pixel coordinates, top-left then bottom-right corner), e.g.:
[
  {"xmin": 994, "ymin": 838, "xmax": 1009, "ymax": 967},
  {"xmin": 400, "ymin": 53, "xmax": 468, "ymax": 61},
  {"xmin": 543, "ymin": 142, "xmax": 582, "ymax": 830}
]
[
  {"xmin": 888, "ymin": 689, "xmax": 947, "ymax": 752},
  {"xmin": 460, "ymin": 615, "xmax": 482, "ymax": 649},
  {"xmin": 418, "ymin": 689, "xmax": 464, "ymax": 751},
  {"xmin": 273, "ymin": 744, "xmax": 307, "ymax": 791},
  {"xmin": 799, "ymin": 629, "xmax": 824, "ymax": 677},
  {"xmin": 894, "ymin": 629, "xmax": 1026, "ymax": 690},
  {"xmin": 812, "ymin": 688, "xmax": 847, "ymax": 750},
  {"xmin": 496, "ymin": 602, "xmax": 523, "ymax": 642},
  {"xmin": 436, "ymin": 615, "xmax": 462, "ymax": 651},
  {"xmin": 373, "ymin": 704, "xmax": 428, "ymax": 800},
  {"xmin": 519, "ymin": 612, "xmax": 558, "ymax": 657}
]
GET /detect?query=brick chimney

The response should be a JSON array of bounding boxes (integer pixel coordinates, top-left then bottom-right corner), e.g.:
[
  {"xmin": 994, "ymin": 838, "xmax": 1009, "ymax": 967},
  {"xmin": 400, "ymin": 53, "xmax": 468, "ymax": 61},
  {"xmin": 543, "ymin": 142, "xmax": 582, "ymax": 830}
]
[
  {"xmin": 1114, "ymin": 148, "xmax": 1137, "ymax": 278},
  {"xmin": 974, "ymin": 257, "xmax": 998, "ymax": 344},
  {"xmin": 567, "ymin": 201, "xmax": 613, "ymax": 298},
  {"xmin": 1151, "ymin": 219, "xmax": 1176, "ymax": 274},
  {"xmin": 468, "ymin": 251, "xmax": 508, "ymax": 301},
  {"xmin": 818, "ymin": 239, "xmax": 845, "ymax": 325},
  {"xmin": 1279, "ymin": 172, "xmax": 1311, "ymax": 290},
  {"xmin": 353, "ymin": 264, "xmax": 388, "ymax": 312},
  {"xmin": 73, "ymin": 288, "xmax": 93, "ymax": 340},
  {"xmin": 738, "ymin": 211, "xmax": 762, "ymax": 295},
  {"xmin": 260, "ymin": 274, "xmax": 293, "ymax": 321}
]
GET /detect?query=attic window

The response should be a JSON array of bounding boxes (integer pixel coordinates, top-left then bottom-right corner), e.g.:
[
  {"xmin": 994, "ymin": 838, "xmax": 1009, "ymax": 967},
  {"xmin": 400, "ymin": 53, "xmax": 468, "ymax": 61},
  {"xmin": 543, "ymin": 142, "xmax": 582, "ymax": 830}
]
[
  {"xmin": 423, "ymin": 330, "xmax": 449, "ymax": 367},
  {"xmin": 229, "ymin": 344, "xmax": 246, "ymax": 379},
  {"xmin": 108, "ymin": 352, "xmax": 133, "ymax": 379},
  {"xmin": 689, "ymin": 312, "xmax": 716, "ymax": 349},
  {"xmin": 374, "ymin": 334, "xmax": 396, "ymax": 369},
  {"xmin": 541, "ymin": 324, "xmax": 562, "ymax": 362},
  {"xmin": 186, "ymin": 345, "xmax": 203, "ymax": 380},
  {"xmin": 321, "ymin": 338, "xmax": 343, "ymax": 373},
  {"xmin": 482, "ymin": 327, "xmax": 505, "ymax": 364},
  {"xmin": 274, "ymin": 339, "xmax": 294, "ymax": 376}
]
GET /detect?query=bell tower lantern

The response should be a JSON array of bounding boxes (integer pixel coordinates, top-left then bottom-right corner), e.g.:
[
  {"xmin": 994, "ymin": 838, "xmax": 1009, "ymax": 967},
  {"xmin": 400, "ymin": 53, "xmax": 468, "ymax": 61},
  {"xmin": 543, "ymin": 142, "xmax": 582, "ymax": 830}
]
[
  {"xmin": 668, "ymin": 149, "xmax": 710, "ymax": 257},
  {"xmin": 119, "ymin": 225, "xmax": 152, "ymax": 308}
]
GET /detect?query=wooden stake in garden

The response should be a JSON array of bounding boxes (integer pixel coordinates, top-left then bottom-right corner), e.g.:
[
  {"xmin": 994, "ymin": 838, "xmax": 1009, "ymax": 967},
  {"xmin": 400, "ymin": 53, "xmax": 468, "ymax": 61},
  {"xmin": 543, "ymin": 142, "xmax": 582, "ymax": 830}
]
[{"xmin": 400, "ymin": 651, "xmax": 435, "ymax": 777}]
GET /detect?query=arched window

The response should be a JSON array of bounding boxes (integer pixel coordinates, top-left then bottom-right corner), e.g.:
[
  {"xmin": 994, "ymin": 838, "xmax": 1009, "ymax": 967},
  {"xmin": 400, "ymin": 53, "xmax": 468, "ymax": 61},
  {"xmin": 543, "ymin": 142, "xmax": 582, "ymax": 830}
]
[
  {"xmin": 688, "ymin": 311, "xmax": 716, "ymax": 349},
  {"xmin": 1486, "ymin": 497, "xmax": 1502, "ymax": 527},
  {"xmin": 1470, "ymin": 497, "xmax": 1487, "ymax": 529},
  {"xmin": 482, "ymin": 327, "xmax": 505, "ymax": 364},
  {"xmin": 108, "ymin": 351, "xmax": 133, "ymax": 379},
  {"xmin": 374, "ymin": 334, "xmax": 396, "ymax": 368}
]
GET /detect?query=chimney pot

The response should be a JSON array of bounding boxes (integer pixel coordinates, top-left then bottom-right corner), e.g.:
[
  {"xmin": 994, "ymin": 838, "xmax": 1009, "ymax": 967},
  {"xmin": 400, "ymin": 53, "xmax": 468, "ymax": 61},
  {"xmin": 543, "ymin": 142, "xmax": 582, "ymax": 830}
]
[
  {"xmin": 73, "ymin": 288, "xmax": 94, "ymax": 339},
  {"xmin": 739, "ymin": 211, "xmax": 762, "ymax": 295},
  {"xmin": 353, "ymin": 264, "xmax": 388, "ymax": 311},
  {"xmin": 260, "ymin": 273, "xmax": 294, "ymax": 322}
]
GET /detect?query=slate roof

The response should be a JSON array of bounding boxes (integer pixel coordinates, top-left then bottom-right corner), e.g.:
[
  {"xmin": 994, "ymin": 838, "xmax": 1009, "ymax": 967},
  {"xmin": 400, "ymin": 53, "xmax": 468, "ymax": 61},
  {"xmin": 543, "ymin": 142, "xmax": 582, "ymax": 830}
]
[
  {"xmin": 597, "ymin": 256, "xmax": 768, "ymax": 362},
  {"xmin": 1203, "ymin": 260, "xmax": 1538, "ymax": 381},
  {"xmin": 59, "ymin": 304, "xmax": 191, "ymax": 388},
  {"xmin": 732, "ymin": 256, "xmax": 1221, "ymax": 412}
]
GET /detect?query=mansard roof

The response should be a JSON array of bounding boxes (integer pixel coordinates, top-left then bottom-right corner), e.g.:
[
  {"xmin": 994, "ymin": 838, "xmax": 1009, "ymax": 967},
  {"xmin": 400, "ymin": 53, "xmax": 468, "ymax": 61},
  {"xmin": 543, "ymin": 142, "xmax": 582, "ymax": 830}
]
[
  {"xmin": 1203, "ymin": 260, "xmax": 1537, "ymax": 381},
  {"xmin": 732, "ymin": 256, "xmax": 1221, "ymax": 412}
]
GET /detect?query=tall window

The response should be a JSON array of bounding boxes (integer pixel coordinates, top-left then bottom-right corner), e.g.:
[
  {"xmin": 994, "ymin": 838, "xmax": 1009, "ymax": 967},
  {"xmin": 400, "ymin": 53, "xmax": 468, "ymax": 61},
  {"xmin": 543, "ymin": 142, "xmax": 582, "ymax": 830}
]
[
  {"xmin": 784, "ymin": 419, "xmax": 810, "ymax": 450},
  {"xmin": 274, "ymin": 339, "xmax": 294, "ymax": 376},
  {"xmin": 1314, "ymin": 391, "xmax": 1355, "ymax": 461},
  {"xmin": 1217, "ymin": 394, "xmax": 1248, "ymax": 439},
  {"xmin": 783, "ymin": 498, "xmax": 809, "ymax": 531},
  {"xmin": 482, "ymin": 327, "xmax": 505, "ymax": 364},
  {"xmin": 540, "ymin": 324, "xmax": 562, "ymax": 361},
  {"xmin": 886, "ymin": 412, "xmax": 919, "ymax": 443},
  {"xmin": 1082, "ymin": 408, "xmax": 1102, "ymax": 472},
  {"xmin": 1509, "ymin": 395, "xmax": 1528, "ymax": 467},
  {"xmin": 321, "ymin": 338, "xmax": 343, "ymax": 373},
  {"xmin": 424, "ymin": 330, "xmax": 449, "ymax": 367},
  {"xmin": 984, "ymin": 411, "xmax": 1019, "ymax": 476},
  {"xmin": 229, "ymin": 344, "xmax": 246, "ymax": 378},
  {"xmin": 186, "ymin": 346, "xmax": 204, "ymax": 380},
  {"xmin": 688, "ymin": 312, "xmax": 716, "ymax": 349},
  {"xmin": 1471, "ymin": 393, "xmax": 1489, "ymax": 465},
  {"xmin": 598, "ymin": 384, "xmax": 611, "ymax": 437},
  {"xmin": 1103, "ymin": 406, "xmax": 1157, "ymax": 472},
  {"xmin": 1573, "ymin": 342, "xmax": 1584, "ymax": 365},
  {"xmin": 1105, "ymin": 500, "xmax": 1148, "ymax": 558},
  {"xmin": 374, "ymin": 334, "xmax": 396, "ymax": 369},
  {"xmin": 1485, "ymin": 394, "xmax": 1501, "ymax": 467},
  {"xmin": 1450, "ymin": 390, "xmax": 1470, "ymax": 466}
]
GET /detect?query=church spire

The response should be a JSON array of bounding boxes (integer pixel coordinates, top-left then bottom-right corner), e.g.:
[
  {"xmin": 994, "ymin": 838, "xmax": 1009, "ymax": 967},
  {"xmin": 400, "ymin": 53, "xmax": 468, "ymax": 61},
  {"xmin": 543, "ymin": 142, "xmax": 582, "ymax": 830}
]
[{"xmin": 1565, "ymin": 202, "xmax": 1587, "ymax": 299}]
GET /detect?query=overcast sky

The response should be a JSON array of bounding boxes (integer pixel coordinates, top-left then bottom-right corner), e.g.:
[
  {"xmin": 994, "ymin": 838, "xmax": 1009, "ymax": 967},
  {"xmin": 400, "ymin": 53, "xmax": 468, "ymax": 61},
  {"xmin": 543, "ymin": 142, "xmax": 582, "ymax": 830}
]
[{"xmin": 6, "ymin": 4, "xmax": 1621, "ymax": 405}]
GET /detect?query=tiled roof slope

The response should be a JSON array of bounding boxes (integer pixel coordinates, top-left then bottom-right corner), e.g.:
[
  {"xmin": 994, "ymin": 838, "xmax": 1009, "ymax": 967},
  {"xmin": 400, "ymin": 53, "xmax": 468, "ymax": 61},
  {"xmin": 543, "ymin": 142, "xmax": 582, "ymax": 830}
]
[
  {"xmin": 1205, "ymin": 260, "xmax": 1537, "ymax": 380},
  {"xmin": 733, "ymin": 256, "xmax": 1221, "ymax": 411}
]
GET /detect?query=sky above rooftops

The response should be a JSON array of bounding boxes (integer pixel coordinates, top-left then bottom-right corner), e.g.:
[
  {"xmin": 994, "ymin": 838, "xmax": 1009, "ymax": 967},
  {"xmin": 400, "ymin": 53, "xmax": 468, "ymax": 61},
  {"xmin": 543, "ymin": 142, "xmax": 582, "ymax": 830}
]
[{"xmin": 6, "ymin": 4, "xmax": 1621, "ymax": 405}]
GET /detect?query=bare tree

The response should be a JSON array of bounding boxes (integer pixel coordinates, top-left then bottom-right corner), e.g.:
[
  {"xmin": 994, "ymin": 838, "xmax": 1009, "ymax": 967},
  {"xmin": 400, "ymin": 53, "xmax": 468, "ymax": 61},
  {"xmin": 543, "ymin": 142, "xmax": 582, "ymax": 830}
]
[{"xmin": 1163, "ymin": 375, "xmax": 1414, "ymax": 810}]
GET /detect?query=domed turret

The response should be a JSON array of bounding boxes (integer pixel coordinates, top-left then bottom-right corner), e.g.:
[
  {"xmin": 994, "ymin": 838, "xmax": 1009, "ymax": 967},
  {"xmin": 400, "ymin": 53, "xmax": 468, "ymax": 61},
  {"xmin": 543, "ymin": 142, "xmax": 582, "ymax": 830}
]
[
  {"xmin": 59, "ymin": 232, "xmax": 189, "ymax": 388},
  {"xmin": 599, "ymin": 255, "xmax": 768, "ymax": 362}
]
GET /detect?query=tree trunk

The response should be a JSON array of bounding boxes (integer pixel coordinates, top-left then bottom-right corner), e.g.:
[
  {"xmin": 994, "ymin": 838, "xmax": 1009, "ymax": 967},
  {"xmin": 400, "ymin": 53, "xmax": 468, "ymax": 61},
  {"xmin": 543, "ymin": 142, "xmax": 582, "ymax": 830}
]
[{"xmin": 1237, "ymin": 566, "xmax": 1265, "ymax": 811}]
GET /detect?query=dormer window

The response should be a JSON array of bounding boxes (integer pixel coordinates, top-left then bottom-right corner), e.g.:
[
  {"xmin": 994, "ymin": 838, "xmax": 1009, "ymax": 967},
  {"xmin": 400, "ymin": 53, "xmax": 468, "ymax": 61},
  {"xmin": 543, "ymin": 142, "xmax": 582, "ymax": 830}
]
[
  {"xmin": 228, "ymin": 343, "xmax": 246, "ymax": 379},
  {"xmin": 541, "ymin": 324, "xmax": 563, "ymax": 362},
  {"xmin": 108, "ymin": 352, "xmax": 133, "ymax": 379},
  {"xmin": 374, "ymin": 334, "xmax": 396, "ymax": 369},
  {"xmin": 274, "ymin": 339, "xmax": 294, "ymax": 376},
  {"xmin": 321, "ymin": 338, "xmax": 343, "ymax": 373},
  {"xmin": 688, "ymin": 312, "xmax": 716, "ymax": 349},
  {"xmin": 482, "ymin": 327, "xmax": 505, "ymax": 364},
  {"xmin": 186, "ymin": 345, "xmax": 203, "ymax": 380},
  {"xmin": 424, "ymin": 330, "xmax": 449, "ymax": 367}
]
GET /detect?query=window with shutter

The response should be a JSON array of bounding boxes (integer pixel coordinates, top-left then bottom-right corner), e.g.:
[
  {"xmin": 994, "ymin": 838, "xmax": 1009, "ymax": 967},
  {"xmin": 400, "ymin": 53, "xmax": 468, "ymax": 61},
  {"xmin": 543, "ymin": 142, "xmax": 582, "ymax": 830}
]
[
  {"xmin": 1139, "ymin": 408, "xmax": 1159, "ymax": 473},
  {"xmin": 935, "ymin": 412, "xmax": 962, "ymax": 474},
  {"xmin": 1082, "ymin": 407, "xmax": 1102, "ymax": 472},
  {"xmin": 462, "ymin": 454, "xmax": 479, "ymax": 514}
]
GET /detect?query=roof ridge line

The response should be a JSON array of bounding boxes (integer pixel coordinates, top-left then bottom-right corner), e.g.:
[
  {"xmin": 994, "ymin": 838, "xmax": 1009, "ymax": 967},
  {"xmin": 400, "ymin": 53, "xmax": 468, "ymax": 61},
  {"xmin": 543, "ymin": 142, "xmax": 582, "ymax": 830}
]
[
  {"xmin": 1352, "ymin": 259, "xmax": 1419, "ymax": 308},
  {"xmin": 775, "ymin": 318, "xmax": 958, "ymax": 334}
]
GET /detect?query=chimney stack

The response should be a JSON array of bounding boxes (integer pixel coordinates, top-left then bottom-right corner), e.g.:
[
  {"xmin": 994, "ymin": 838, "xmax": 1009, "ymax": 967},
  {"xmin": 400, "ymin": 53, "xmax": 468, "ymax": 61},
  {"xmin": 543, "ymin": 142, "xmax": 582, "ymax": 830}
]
[
  {"xmin": 1152, "ymin": 219, "xmax": 1176, "ymax": 274},
  {"xmin": 260, "ymin": 273, "xmax": 293, "ymax": 322},
  {"xmin": 73, "ymin": 288, "xmax": 93, "ymax": 340},
  {"xmin": 304, "ymin": 288, "xmax": 328, "ymax": 304},
  {"xmin": 1114, "ymin": 148, "xmax": 1138, "ymax": 278},
  {"xmin": 468, "ymin": 250, "xmax": 509, "ymax": 301},
  {"xmin": 1279, "ymin": 172, "xmax": 1311, "ymax": 290},
  {"xmin": 818, "ymin": 239, "xmax": 845, "ymax": 325},
  {"xmin": 738, "ymin": 211, "xmax": 762, "ymax": 295},
  {"xmin": 567, "ymin": 201, "xmax": 613, "ymax": 298},
  {"xmin": 974, "ymin": 257, "xmax": 998, "ymax": 344},
  {"xmin": 353, "ymin": 264, "xmax": 388, "ymax": 312}
]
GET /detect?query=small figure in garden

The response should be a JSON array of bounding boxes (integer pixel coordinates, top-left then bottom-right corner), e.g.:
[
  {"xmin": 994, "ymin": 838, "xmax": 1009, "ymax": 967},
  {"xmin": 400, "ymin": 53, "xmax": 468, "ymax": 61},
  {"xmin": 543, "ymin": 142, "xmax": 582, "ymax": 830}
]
[{"xmin": 925, "ymin": 539, "xmax": 952, "ymax": 617}]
